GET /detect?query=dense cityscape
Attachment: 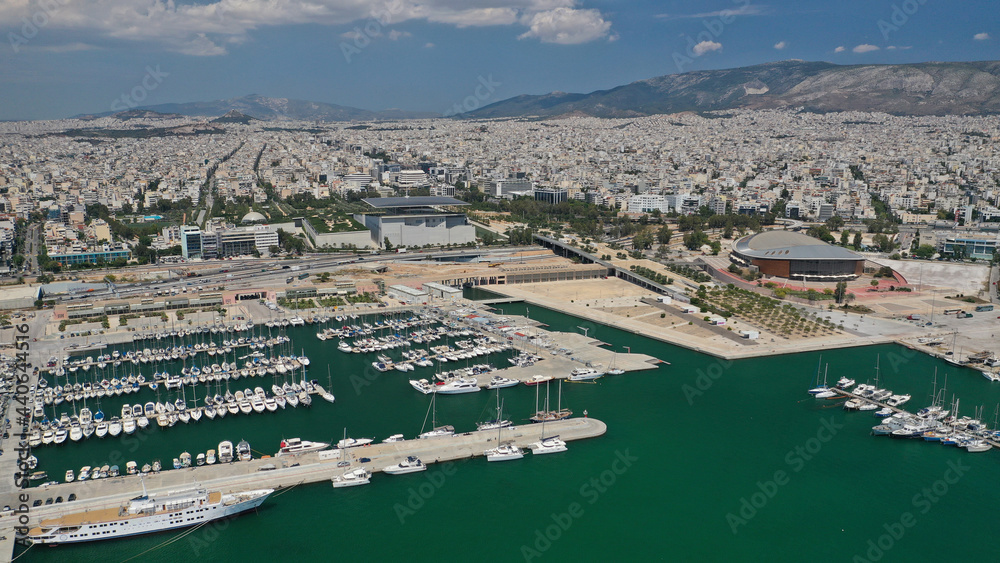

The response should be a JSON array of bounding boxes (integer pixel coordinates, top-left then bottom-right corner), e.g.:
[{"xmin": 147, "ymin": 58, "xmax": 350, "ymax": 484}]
[{"xmin": 2, "ymin": 0, "xmax": 1000, "ymax": 560}]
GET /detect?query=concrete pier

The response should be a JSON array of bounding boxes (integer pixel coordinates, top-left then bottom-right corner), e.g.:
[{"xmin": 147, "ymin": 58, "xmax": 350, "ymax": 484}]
[{"xmin": 0, "ymin": 417, "xmax": 606, "ymax": 542}]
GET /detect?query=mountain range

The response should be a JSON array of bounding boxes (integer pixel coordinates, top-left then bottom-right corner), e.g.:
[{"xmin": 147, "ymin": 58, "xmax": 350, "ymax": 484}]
[
  {"xmin": 75, "ymin": 94, "xmax": 439, "ymax": 121},
  {"xmin": 75, "ymin": 60, "xmax": 1000, "ymax": 122},
  {"xmin": 469, "ymin": 60, "xmax": 1000, "ymax": 118}
]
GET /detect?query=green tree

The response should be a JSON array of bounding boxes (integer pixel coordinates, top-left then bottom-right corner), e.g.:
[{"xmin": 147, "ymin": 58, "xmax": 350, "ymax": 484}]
[
  {"xmin": 383, "ymin": 236, "xmax": 394, "ymax": 251},
  {"xmin": 834, "ymin": 281, "xmax": 848, "ymax": 303},
  {"xmin": 656, "ymin": 225, "xmax": 673, "ymax": 245},
  {"xmin": 632, "ymin": 228, "xmax": 654, "ymax": 250},
  {"xmin": 709, "ymin": 240, "xmax": 722, "ymax": 255},
  {"xmin": 683, "ymin": 230, "xmax": 711, "ymax": 250},
  {"xmin": 852, "ymin": 231, "xmax": 863, "ymax": 250},
  {"xmin": 806, "ymin": 225, "xmax": 835, "ymax": 243},
  {"xmin": 840, "ymin": 230, "xmax": 850, "ymax": 246},
  {"xmin": 825, "ymin": 216, "xmax": 845, "ymax": 230}
]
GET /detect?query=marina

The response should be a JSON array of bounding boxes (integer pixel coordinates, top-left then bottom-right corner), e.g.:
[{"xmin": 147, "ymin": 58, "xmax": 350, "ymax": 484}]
[{"xmin": 5, "ymin": 298, "xmax": 1000, "ymax": 562}]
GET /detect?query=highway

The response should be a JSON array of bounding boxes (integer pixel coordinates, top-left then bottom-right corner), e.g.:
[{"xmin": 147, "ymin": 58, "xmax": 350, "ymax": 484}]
[{"xmin": 48, "ymin": 246, "xmax": 546, "ymax": 304}]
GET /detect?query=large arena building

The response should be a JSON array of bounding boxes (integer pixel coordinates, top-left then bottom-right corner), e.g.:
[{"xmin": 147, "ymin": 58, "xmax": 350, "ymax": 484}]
[{"xmin": 730, "ymin": 231, "xmax": 865, "ymax": 281}]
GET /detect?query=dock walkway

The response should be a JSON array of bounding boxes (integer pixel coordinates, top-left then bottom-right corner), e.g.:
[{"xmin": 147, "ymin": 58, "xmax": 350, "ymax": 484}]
[{"xmin": 0, "ymin": 417, "xmax": 606, "ymax": 542}]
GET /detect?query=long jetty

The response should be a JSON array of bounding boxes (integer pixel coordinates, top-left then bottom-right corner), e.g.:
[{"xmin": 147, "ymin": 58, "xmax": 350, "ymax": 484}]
[{"xmin": 0, "ymin": 417, "xmax": 606, "ymax": 559}]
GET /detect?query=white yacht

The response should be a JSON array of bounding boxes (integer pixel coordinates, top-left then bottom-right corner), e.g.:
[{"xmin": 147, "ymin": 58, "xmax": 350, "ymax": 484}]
[
  {"xmin": 331, "ymin": 468, "xmax": 371, "ymax": 488},
  {"xmin": 529, "ymin": 436, "xmax": 568, "ymax": 455},
  {"xmin": 485, "ymin": 443, "xmax": 524, "ymax": 462},
  {"xmin": 336, "ymin": 437, "xmax": 374, "ymax": 448},
  {"xmin": 567, "ymin": 367, "xmax": 604, "ymax": 381},
  {"xmin": 26, "ymin": 486, "xmax": 273, "ymax": 545},
  {"xmin": 275, "ymin": 438, "xmax": 330, "ymax": 456},
  {"xmin": 418, "ymin": 425, "xmax": 455, "ymax": 439},
  {"xmin": 382, "ymin": 456, "xmax": 427, "ymax": 475},
  {"xmin": 435, "ymin": 377, "xmax": 481, "ymax": 395},
  {"xmin": 486, "ymin": 375, "xmax": 519, "ymax": 389}
]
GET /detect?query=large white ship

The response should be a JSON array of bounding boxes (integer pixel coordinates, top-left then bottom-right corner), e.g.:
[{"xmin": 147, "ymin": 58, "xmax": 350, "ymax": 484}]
[{"xmin": 26, "ymin": 486, "xmax": 273, "ymax": 545}]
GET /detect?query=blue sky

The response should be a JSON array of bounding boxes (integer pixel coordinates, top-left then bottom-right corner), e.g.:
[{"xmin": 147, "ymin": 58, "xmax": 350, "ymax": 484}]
[{"xmin": 0, "ymin": 0, "xmax": 996, "ymax": 120}]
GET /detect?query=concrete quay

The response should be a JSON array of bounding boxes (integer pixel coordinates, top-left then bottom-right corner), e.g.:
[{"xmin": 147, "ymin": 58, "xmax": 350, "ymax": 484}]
[{"xmin": 1, "ymin": 417, "xmax": 606, "ymax": 534}]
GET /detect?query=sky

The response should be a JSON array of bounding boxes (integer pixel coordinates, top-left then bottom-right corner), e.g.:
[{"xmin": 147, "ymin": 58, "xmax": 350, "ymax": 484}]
[{"xmin": 0, "ymin": 0, "xmax": 996, "ymax": 120}]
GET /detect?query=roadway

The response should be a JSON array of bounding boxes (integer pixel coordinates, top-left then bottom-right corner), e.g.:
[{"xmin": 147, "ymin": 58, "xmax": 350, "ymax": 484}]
[{"xmin": 48, "ymin": 246, "xmax": 546, "ymax": 304}]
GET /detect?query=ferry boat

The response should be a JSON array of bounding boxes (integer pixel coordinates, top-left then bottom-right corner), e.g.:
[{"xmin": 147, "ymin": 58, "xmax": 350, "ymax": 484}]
[
  {"xmin": 25, "ymin": 486, "xmax": 273, "ymax": 545},
  {"xmin": 276, "ymin": 438, "xmax": 330, "ymax": 456}
]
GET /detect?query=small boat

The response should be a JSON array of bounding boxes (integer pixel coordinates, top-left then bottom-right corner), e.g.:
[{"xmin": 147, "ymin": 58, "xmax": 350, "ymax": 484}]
[
  {"xmin": 236, "ymin": 439, "xmax": 252, "ymax": 462},
  {"xmin": 196, "ymin": 453, "xmax": 206, "ymax": 466},
  {"xmin": 835, "ymin": 377, "xmax": 856, "ymax": 389},
  {"xmin": 524, "ymin": 375, "xmax": 553, "ymax": 386},
  {"xmin": 382, "ymin": 456, "xmax": 427, "ymax": 475},
  {"xmin": 206, "ymin": 449, "xmax": 217, "ymax": 464},
  {"xmin": 65, "ymin": 470, "xmax": 75, "ymax": 483},
  {"xmin": 332, "ymin": 468, "xmax": 371, "ymax": 488},
  {"xmin": 219, "ymin": 441, "xmax": 234, "ymax": 463}
]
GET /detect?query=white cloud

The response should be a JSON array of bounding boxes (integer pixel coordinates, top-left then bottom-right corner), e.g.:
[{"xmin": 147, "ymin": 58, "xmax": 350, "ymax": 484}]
[
  {"xmin": 773, "ymin": 41, "xmax": 786, "ymax": 50},
  {"xmin": 424, "ymin": 42, "xmax": 435, "ymax": 48},
  {"xmin": 834, "ymin": 46, "xmax": 845, "ymax": 53},
  {"xmin": 0, "ymin": 0, "xmax": 614, "ymax": 55},
  {"xmin": 974, "ymin": 32, "xmax": 990, "ymax": 41},
  {"xmin": 692, "ymin": 40, "xmax": 722, "ymax": 56},
  {"xmin": 387, "ymin": 30, "xmax": 411, "ymax": 40},
  {"xmin": 518, "ymin": 7, "xmax": 613, "ymax": 44},
  {"xmin": 25, "ymin": 42, "xmax": 101, "ymax": 54},
  {"xmin": 853, "ymin": 44, "xmax": 880, "ymax": 53},
  {"xmin": 886, "ymin": 45, "xmax": 911, "ymax": 50},
  {"xmin": 655, "ymin": 4, "xmax": 765, "ymax": 20}
]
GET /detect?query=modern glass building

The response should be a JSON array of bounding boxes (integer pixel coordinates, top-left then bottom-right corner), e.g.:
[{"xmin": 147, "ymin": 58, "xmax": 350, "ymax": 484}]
[
  {"xmin": 941, "ymin": 236, "xmax": 999, "ymax": 260},
  {"xmin": 50, "ymin": 249, "xmax": 132, "ymax": 265}
]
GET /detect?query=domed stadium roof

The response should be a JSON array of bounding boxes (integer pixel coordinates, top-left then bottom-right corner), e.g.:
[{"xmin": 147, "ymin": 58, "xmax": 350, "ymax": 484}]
[
  {"xmin": 241, "ymin": 211, "xmax": 267, "ymax": 224},
  {"xmin": 734, "ymin": 231, "xmax": 862, "ymax": 261}
]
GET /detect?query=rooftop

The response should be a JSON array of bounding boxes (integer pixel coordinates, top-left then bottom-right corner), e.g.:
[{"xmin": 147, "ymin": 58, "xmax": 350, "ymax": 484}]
[
  {"xmin": 362, "ymin": 196, "xmax": 469, "ymax": 209},
  {"xmin": 734, "ymin": 231, "xmax": 864, "ymax": 261}
]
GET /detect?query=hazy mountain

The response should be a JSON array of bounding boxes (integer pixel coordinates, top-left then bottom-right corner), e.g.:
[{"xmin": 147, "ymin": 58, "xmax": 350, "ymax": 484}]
[
  {"xmin": 467, "ymin": 60, "xmax": 1000, "ymax": 118},
  {"xmin": 211, "ymin": 110, "xmax": 255, "ymax": 124},
  {"xmin": 75, "ymin": 94, "xmax": 440, "ymax": 121}
]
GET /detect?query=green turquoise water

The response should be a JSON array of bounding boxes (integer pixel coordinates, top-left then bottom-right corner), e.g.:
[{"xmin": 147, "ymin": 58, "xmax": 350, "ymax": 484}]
[{"xmin": 18, "ymin": 297, "xmax": 1000, "ymax": 562}]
